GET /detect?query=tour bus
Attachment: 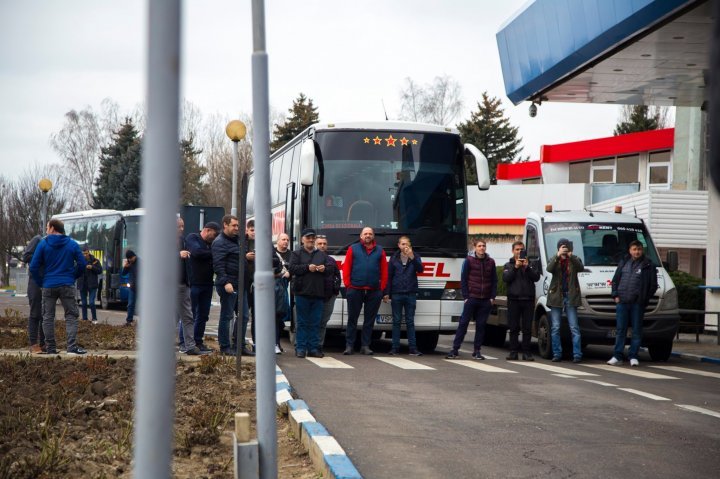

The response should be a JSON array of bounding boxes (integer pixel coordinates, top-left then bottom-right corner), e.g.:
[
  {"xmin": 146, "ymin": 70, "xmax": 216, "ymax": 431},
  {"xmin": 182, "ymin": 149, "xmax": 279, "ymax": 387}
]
[
  {"xmin": 487, "ymin": 207, "xmax": 680, "ymax": 361},
  {"xmin": 247, "ymin": 121, "xmax": 490, "ymax": 352},
  {"xmin": 53, "ymin": 209, "xmax": 145, "ymax": 308}
]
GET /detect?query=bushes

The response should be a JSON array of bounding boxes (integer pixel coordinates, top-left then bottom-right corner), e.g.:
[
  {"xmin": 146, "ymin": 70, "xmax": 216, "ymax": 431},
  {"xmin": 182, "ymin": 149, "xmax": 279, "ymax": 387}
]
[{"xmin": 669, "ymin": 270, "xmax": 705, "ymax": 311}]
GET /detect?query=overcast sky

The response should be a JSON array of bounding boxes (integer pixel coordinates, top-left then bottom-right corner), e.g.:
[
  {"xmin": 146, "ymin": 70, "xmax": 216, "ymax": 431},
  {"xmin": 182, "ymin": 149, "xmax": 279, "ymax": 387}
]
[{"xmin": 0, "ymin": 0, "xmax": 625, "ymax": 181}]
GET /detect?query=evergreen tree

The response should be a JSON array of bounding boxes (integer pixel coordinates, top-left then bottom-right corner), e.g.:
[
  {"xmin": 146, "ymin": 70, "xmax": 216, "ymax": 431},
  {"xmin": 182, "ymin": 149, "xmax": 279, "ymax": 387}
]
[
  {"xmin": 93, "ymin": 119, "xmax": 142, "ymax": 210},
  {"xmin": 614, "ymin": 105, "xmax": 660, "ymax": 135},
  {"xmin": 457, "ymin": 92, "xmax": 523, "ymax": 184},
  {"xmin": 270, "ymin": 93, "xmax": 319, "ymax": 152},
  {"xmin": 180, "ymin": 135, "xmax": 207, "ymax": 205}
]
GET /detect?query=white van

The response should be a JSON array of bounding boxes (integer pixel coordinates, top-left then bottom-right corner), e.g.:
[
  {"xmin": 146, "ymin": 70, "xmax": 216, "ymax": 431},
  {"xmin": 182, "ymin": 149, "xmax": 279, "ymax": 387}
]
[{"xmin": 487, "ymin": 209, "xmax": 680, "ymax": 361}]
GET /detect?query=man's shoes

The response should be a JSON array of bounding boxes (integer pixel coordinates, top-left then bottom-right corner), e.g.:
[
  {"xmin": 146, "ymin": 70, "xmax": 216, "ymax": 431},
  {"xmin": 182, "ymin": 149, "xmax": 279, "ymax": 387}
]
[
  {"xmin": 572, "ymin": 357, "xmax": 582, "ymax": 364},
  {"xmin": 185, "ymin": 347, "xmax": 207, "ymax": 356},
  {"xmin": 360, "ymin": 347, "xmax": 374, "ymax": 355},
  {"xmin": 343, "ymin": 347, "xmax": 354, "ymax": 355},
  {"xmin": 388, "ymin": 348, "xmax": 399, "ymax": 356},
  {"xmin": 408, "ymin": 349, "xmax": 423, "ymax": 357},
  {"xmin": 241, "ymin": 348, "xmax": 256, "ymax": 356},
  {"xmin": 220, "ymin": 347, "xmax": 236, "ymax": 356},
  {"xmin": 275, "ymin": 344, "xmax": 284, "ymax": 354},
  {"xmin": 92, "ymin": 320, "xmax": 98, "ymax": 325},
  {"xmin": 630, "ymin": 358, "xmax": 639, "ymax": 367},
  {"xmin": 124, "ymin": 321, "xmax": 134, "ymax": 327},
  {"xmin": 67, "ymin": 346, "xmax": 87, "ymax": 355},
  {"xmin": 445, "ymin": 350, "xmax": 459, "ymax": 359},
  {"xmin": 522, "ymin": 352, "xmax": 535, "ymax": 361},
  {"xmin": 506, "ymin": 351, "xmax": 519, "ymax": 361},
  {"xmin": 296, "ymin": 350, "xmax": 307, "ymax": 358},
  {"xmin": 551, "ymin": 356, "xmax": 562, "ymax": 362},
  {"xmin": 607, "ymin": 357, "xmax": 621, "ymax": 366},
  {"xmin": 198, "ymin": 344, "xmax": 214, "ymax": 353},
  {"xmin": 471, "ymin": 351, "xmax": 486, "ymax": 360},
  {"xmin": 178, "ymin": 345, "xmax": 188, "ymax": 354},
  {"xmin": 308, "ymin": 350, "xmax": 324, "ymax": 358},
  {"xmin": 41, "ymin": 348, "xmax": 59, "ymax": 355},
  {"xmin": 29, "ymin": 344, "xmax": 43, "ymax": 354}
]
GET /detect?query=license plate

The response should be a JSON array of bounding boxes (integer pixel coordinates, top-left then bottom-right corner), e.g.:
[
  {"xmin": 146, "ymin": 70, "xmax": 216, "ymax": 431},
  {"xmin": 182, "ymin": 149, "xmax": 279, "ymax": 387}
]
[
  {"xmin": 376, "ymin": 314, "xmax": 394, "ymax": 324},
  {"xmin": 607, "ymin": 328, "xmax": 633, "ymax": 338}
]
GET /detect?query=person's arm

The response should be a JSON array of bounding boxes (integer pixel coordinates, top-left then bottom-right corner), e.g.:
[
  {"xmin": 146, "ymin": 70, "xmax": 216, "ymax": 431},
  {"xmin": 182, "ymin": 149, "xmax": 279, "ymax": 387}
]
[
  {"xmin": 502, "ymin": 261, "xmax": 516, "ymax": 284},
  {"xmin": 91, "ymin": 258, "xmax": 103, "ymax": 274},
  {"xmin": 546, "ymin": 255, "xmax": 558, "ymax": 274},
  {"xmin": 288, "ymin": 251, "xmax": 309, "ymax": 277},
  {"xmin": 490, "ymin": 259, "xmax": 498, "ymax": 300},
  {"xmin": 460, "ymin": 259, "xmax": 469, "ymax": 299},
  {"xmin": 412, "ymin": 253, "xmax": 424, "ymax": 274},
  {"xmin": 342, "ymin": 246, "xmax": 354, "ymax": 288},
  {"xmin": 74, "ymin": 244, "xmax": 87, "ymax": 279},
  {"xmin": 610, "ymin": 259, "xmax": 624, "ymax": 299},
  {"xmin": 22, "ymin": 236, "xmax": 40, "ymax": 264},
  {"xmin": 212, "ymin": 241, "xmax": 229, "ymax": 286},
  {"xmin": 29, "ymin": 240, "xmax": 44, "ymax": 286},
  {"xmin": 384, "ymin": 256, "xmax": 395, "ymax": 297},
  {"xmin": 379, "ymin": 250, "xmax": 389, "ymax": 292},
  {"xmin": 187, "ymin": 234, "xmax": 212, "ymax": 259}
]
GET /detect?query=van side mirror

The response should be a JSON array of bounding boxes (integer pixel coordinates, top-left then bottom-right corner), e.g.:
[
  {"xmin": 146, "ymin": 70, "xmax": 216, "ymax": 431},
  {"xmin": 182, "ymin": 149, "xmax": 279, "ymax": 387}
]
[
  {"xmin": 666, "ymin": 250, "xmax": 678, "ymax": 272},
  {"xmin": 299, "ymin": 138, "xmax": 316, "ymax": 186},
  {"xmin": 464, "ymin": 143, "xmax": 490, "ymax": 190}
]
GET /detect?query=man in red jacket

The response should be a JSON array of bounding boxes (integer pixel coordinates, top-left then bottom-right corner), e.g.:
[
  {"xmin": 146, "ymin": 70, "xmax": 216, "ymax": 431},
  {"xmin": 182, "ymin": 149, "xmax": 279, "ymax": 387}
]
[{"xmin": 342, "ymin": 227, "xmax": 388, "ymax": 355}]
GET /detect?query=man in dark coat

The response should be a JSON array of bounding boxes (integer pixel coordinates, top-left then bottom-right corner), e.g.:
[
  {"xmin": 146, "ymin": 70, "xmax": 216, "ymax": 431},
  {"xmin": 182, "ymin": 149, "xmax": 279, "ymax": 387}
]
[
  {"xmin": 502, "ymin": 241, "xmax": 540, "ymax": 361},
  {"xmin": 77, "ymin": 245, "xmax": 103, "ymax": 323},
  {"xmin": 122, "ymin": 250, "xmax": 139, "ymax": 325},
  {"xmin": 186, "ymin": 221, "xmax": 220, "ymax": 352},
  {"xmin": 23, "ymin": 235, "xmax": 45, "ymax": 353}
]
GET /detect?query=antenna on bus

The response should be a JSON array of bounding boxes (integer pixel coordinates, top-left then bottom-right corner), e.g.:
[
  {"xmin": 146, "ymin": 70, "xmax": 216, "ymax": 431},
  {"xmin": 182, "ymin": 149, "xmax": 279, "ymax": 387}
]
[{"xmin": 381, "ymin": 99, "xmax": 389, "ymax": 121}]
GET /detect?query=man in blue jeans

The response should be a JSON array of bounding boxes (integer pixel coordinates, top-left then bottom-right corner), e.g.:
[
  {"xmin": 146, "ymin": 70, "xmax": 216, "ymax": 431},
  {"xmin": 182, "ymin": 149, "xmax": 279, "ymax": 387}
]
[
  {"xmin": 547, "ymin": 238, "xmax": 584, "ymax": 363},
  {"xmin": 122, "ymin": 251, "xmax": 139, "ymax": 325},
  {"xmin": 77, "ymin": 245, "xmax": 102, "ymax": 323},
  {"xmin": 607, "ymin": 241, "xmax": 658, "ymax": 367},
  {"xmin": 342, "ymin": 227, "xmax": 388, "ymax": 355},
  {"xmin": 29, "ymin": 218, "xmax": 87, "ymax": 355},
  {"xmin": 186, "ymin": 221, "xmax": 220, "ymax": 352},
  {"xmin": 383, "ymin": 235, "xmax": 424, "ymax": 356},
  {"xmin": 447, "ymin": 238, "xmax": 497, "ymax": 360}
]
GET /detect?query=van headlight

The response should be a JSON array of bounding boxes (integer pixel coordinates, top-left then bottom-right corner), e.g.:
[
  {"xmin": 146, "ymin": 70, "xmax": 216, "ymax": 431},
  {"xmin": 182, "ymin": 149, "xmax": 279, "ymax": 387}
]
[{"xmin": 661, "ymin": 288, "xmax": 678, "ymax": 310}]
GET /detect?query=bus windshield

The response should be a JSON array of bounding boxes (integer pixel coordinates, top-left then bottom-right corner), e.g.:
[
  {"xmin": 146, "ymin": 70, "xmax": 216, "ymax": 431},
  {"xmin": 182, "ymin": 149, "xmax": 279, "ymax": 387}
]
[
  {"xmin": 542, "ymin": 222, "xmax": 661, "ymax": 267},
  {"xmin": 310, "ymin": 130, "xmax": 467, "ymax": 254}
]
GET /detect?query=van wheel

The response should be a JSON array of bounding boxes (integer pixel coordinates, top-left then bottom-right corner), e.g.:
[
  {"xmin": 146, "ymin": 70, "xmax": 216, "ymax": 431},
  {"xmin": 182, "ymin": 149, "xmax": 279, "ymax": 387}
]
[
  {"xmin": 416, "ymin": 332, "xmax": 439, "ymax": 352},
  {"xmin": 648, "ymin": 341, "xmax": 673, "ymax": 362},
  {"xmin": 483, "ymin": 325, "xmax": 507, "ymax": 347},
  {"xmin": 537, "ymin": 314, "xmax": 552, "ymax": 359}
]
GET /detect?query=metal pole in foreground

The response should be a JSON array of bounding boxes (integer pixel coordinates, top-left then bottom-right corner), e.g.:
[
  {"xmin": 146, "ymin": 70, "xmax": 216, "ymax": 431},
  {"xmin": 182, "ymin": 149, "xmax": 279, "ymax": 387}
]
[
  {"xmin": 132, "ymin": 1, "xmax": 181, "ymax": 478},
  {"xmin": 38, "ymin": 178, "xmax": 52, "ymax": 234},
  {"xmin": 231, "ymin": 141, "xmax": 239, "ymax": 217},
  {"xmin": 236, "ymin": 171, "xmax": 249, "ymax": 378},
  {"xmin": 250, "ymin": 1, "xmax": 278, "ymax": 477}
]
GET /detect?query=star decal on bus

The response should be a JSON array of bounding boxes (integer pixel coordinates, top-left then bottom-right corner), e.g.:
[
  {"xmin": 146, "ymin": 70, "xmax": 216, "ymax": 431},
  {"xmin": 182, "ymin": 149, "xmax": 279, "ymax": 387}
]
[
  {"xmin": 411, "ymin": 139, "xmax": 418, "ymax": 145},
  {"xmin": 400, "ymin": 137, "xmax": 409, "ymax": 146},
  {"xmin": 363, "ymin": 137, "xmax": 370, "ymax": 143},
  {"xmin": 373, "ymin": 136, "xmax": 382, "ymax": 145},
  {"xmin": 385, "ymin": 135, "xmax": 397, "ymax": 147}
]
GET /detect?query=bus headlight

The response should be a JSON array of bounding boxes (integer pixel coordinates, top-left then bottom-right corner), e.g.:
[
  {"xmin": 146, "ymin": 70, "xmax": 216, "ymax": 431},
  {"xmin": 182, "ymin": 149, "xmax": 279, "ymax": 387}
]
[
  {"xmin": 661, "ymin": 288, "xmax": 678, "ymax": 310},
  {"xmin": 441, "ymin": 289, "xmax": 462, "ymax": 300}
]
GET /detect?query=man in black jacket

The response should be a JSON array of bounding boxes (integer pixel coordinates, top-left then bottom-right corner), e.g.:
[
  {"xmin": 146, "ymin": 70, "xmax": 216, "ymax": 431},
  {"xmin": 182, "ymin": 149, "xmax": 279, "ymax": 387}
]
[
  {"xmin": 122, "ymin": 251, "xmax": 139, "ymax": 325},
  {"xmin": 23, "ymin": 235, "xmax": 45, "ymax": 353},
  {"xmin": 502, "ymin": 241, "xmax": 540, "ymax": 361},
  {"xmin": 186, "ymin": 221, "xmax": 220, "ymax": 352},
  {"xmin": 316, "ymin": 235, "xmax": 340, "ymax": 352},
  {"xmin": 607, "ymin": 240, "xmax": 658, "ymax": 367},
  {"xmin": 77, "ymin": 245, "xmax": 103, "ymax": 323},
  {"xmin": 288, "ymin": 228, "xmax": 328, "ymax": 358}
]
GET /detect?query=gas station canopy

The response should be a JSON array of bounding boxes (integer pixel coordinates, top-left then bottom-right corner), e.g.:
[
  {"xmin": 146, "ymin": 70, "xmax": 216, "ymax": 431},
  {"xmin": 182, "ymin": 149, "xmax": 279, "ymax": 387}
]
[{"xmin": 497, "ymin": 0, "xmax": 710, "ymax": 107}]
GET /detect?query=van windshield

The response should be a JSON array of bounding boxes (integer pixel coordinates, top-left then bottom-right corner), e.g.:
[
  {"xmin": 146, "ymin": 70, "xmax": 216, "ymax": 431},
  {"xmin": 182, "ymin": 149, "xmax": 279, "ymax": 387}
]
[{"xmin": 543, "ymin": 222, "xmax": 661, "ymax": 267}]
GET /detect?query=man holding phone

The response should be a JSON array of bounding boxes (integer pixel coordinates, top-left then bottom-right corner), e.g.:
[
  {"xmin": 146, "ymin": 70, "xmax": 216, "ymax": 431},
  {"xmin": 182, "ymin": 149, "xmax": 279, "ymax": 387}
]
[
  {"xmin": 546, "ymin": 238, "xmax": 584, "ymax": 363},
  {"xmin": 502, "ymin": 241, "xmax": 540, "ymax": 360}
]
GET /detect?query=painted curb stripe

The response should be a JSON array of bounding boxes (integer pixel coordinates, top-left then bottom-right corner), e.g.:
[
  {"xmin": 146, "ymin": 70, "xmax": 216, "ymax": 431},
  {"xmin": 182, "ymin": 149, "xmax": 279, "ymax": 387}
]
[
  {"xmin": 302, "ymin": 421, "xmax": 330, "ymax": 438},
  {"xmin": 289, "ymin": 409, "xmax": 315, "ymax": 424},
  {"xmin": 287, "ymin": 399, "xmax": 309, "ymax": 411},
  {"xmin": 275, "ymin": 381, "xmax": 290, "ymax": 391},
  {"xmin": 276, "ymin": 374, "xmax": 288, "ymax": 384},
  {"xmin": 276, "ymin": 389, "xmax": 292, "ymax": 406},
  {"xmin": 325, "ymin": 454, "xmax": 363, "ymax": 479},
  {"xmin": 314, "ymin": 435, "xmax": 346, "ymax": 456}
]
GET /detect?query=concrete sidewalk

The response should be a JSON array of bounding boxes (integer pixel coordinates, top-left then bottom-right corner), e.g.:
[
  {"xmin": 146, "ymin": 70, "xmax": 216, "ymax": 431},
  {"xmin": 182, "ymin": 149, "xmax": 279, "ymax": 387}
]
[{"xmin": 672, "ymin": 332, "xmax": 720, "ymax": 364}]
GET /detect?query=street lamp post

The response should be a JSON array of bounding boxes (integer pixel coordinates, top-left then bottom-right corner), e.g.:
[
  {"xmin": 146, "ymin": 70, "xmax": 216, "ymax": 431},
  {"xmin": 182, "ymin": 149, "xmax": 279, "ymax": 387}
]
[
  {"xmin": 226, "ymin": 120, "xmax": 247, "ymax": 217},
  {"xmin": 38, "ymin": 178, "xmax": 52, "ymax": 234}
]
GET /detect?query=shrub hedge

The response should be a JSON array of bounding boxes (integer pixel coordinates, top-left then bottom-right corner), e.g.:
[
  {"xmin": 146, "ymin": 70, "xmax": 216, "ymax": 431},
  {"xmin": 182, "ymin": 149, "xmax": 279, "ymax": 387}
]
[{"xmin": 669, "ymin": 270, "xmax": 705, "ymax": 311}]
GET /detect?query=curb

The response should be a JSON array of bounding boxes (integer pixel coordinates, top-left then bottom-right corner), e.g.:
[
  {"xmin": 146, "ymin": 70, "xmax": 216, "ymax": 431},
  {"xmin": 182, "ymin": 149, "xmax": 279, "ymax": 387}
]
[
  {"xmin": 276, "ymin": 366, "xmax": 362, "ymax": 479},
  {"xmin": 671, "ymin": 351, "xmax": 720, "ymax": 364}
]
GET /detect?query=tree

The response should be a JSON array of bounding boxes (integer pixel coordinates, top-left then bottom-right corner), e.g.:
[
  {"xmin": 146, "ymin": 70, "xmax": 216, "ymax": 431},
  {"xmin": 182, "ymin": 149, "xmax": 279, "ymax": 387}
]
[
  {"xmin": 180, "ymin": 135, "xmax": 207, "ymax": 205},
  {"xmin": 93, "ymin": 119, "xmax": 142, "ymax": 210},
  {"xmin": 614, "ymin": 105, "xmax": 670, "ymax": 135},
  {"xmin": 457, "ymin": 92, "xmax": 523, "ymax": 183},
  {"xmin": 398, "ymin": 75, "xmax": 464, "ymax": 126},
  {"xmin": 270, "ymin": 93, "xmax": 319, "ymax": 152}
]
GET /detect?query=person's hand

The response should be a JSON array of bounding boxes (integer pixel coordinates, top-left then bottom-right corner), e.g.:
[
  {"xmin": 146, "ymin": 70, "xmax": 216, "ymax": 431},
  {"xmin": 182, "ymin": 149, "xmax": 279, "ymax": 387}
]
[
  {"xmin": 246, "ymin": 251, "xmax": 255, "ymax": 261},
  {"xmin": 283, "ymin": 270, "xmax": 290, "ymax": 279},
  {"xmin": 123, "ymin": 259, "xmax": 129, "ymax": 267},
  {"xmin": 180, "ymin": 250, "xmax": 190, "ymax": 259},
  {"xmin": 224, "ymin": 283, "xmax": 234, "ymax": 294},
  {"xmin": 308, "ymin": 264, "xmax": 316, "ymax": 272},
  {"xmin": 614, "ymin": 297, "xmax": 620, "ymax": 304},
  {"xmin": 558, "ymin": 246, "xmax": 568, "ymax": 258},
  {"xmin": 515, "ymin": 259, "xmax": 523, "ymax": 269},
  {"xmin": 405, "ymin": 246, "xmax": 414, "ymax": 259},
  {"xmin": 316, "ymin": 264, "xmax": 325, "ymax": 273},
  {"xmin": 86, "ymin": 264, "xmax": 93, "ymax": 269},
  {"xmin": 382, "ymin": 295, "xmax": 390, "ymax": 303},
  {"xmin": 490, "ymin": 299, "xmax": 495, "ymax": 305}
]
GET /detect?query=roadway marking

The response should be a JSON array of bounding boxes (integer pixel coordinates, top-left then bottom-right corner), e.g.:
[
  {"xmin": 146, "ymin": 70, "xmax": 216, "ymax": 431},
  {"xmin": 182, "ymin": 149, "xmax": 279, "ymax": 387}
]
[
  {"xmin": 582, "ymin": 379, "xmax": 618, "ymax": 387},
  {"xmin": 649, "ymin": 366, "xmax": 720, "ymax": 379},
  {"xmin": 676, "ymin": 404, "xmax": 720, "ymax": 419},
  {"xmin": 514, "ymin": 362, "xmax": 598, "ymax": 377},
  {"xmin": 446, "ymin": 360, "xmax": 517, "ymax": 373},
  {"xmin": 305, "ymin": 357, "xmax": 354, "ymax": 369},
  {"xmin": 553, "ymin": 374, "xmax": 577, "ymax": 378},
  {"xmin": 584, "ymin": 364, "xmax": 679, "ymax": 379},
  {"xmin": 374, "ymin": 357, "xmax": 435, "ymax": 370},
  {"xmin": 617, "ymin": 388, "xmax": 671, "ymax": 401}
]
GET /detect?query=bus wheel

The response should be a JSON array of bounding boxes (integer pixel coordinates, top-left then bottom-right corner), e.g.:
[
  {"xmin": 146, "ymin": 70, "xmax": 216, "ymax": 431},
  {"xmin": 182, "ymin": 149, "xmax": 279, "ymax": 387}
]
[
  {"xmin": 416, "ymin": 331, "xmax": 439, "ymax": 353},
  {"xmin": 648, "ymin": 341, "xmax": 673, "ymax": 362},
  {"xmin": 537, "ymin": 314, "xmax": 552, "ymax": 359},
  {"xmin": 100, "ymin": 289, "xmax": 109, "ymax": 310}
]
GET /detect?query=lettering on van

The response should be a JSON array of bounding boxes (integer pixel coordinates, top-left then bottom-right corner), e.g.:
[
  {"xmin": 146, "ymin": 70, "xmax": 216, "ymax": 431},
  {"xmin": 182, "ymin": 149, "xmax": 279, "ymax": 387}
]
[{"xmin": 586, "ymin": 281, "xmax": 610, "ymax": 290}]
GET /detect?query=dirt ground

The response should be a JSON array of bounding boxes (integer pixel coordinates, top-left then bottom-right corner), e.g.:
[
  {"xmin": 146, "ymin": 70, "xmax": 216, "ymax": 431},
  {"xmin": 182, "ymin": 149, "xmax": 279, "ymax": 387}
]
[{"xmin": 0, "ymin": 310, "xmax": 317, "ymax": 479}]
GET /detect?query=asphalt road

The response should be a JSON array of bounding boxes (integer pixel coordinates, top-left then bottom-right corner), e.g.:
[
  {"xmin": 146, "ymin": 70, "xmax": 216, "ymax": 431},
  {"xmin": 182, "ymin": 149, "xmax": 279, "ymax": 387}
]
[{"xmin": 277, "ymin": 330, "xmax": 720, "ymax": 479}]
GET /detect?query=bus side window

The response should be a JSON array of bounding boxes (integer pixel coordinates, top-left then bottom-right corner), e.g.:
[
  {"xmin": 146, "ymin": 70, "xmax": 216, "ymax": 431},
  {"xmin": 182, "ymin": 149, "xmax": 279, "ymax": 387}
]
[{"xmin": 270, "ymin": 158, "xmax": 280, "ymax": 206}]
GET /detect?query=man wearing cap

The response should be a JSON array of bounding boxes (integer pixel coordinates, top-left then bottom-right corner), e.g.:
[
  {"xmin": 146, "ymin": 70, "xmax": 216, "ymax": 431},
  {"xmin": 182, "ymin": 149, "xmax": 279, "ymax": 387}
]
[
  {"xmin": 122, "ymin": 250, "xmax": 139, "ymax": 325},
  {"xmin": 342, "ymin": 227, "xmax": 388, "ymax": 355},
  {"xmin": 185, "ymin": 221, "xmax": 220, "ymax": 352},
  {"xmin": 547, "ymin": 238, "xmax": 584, "ymax": 363},
  {"xmin": 288, "ymin": 228, "xmax": 328, "ymax": 358},
  {"xmin": 77, "ymin": 245, "xmax": 103, "ymax": 323}
]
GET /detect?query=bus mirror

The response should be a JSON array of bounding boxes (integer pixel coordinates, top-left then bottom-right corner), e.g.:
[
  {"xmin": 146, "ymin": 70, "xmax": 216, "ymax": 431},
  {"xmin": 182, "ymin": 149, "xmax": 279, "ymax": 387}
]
[
  {"xmin": 666, "ymin": 250, "xmax": 678, "ymax": 272},
  {"xmin": 464, "ymin": 143, "xmax": 490, "ymax": 190},
  {"xmin": 299, "ymin": 139, "xmax": 316, "ymax": 186}
]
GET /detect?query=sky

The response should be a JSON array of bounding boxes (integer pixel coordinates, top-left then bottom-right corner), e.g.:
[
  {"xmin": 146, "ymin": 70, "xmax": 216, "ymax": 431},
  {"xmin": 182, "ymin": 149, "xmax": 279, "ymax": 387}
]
[{"xmin": 0, "ymin": 0, "xmax": 625, "ymax": 181}]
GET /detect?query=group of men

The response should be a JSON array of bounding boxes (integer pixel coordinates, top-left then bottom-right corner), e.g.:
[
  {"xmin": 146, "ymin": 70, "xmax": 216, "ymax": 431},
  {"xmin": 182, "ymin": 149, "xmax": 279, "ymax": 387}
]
[{"xmin": 23, "ymin": 216, "xmax": 658, "ymax": 365}]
